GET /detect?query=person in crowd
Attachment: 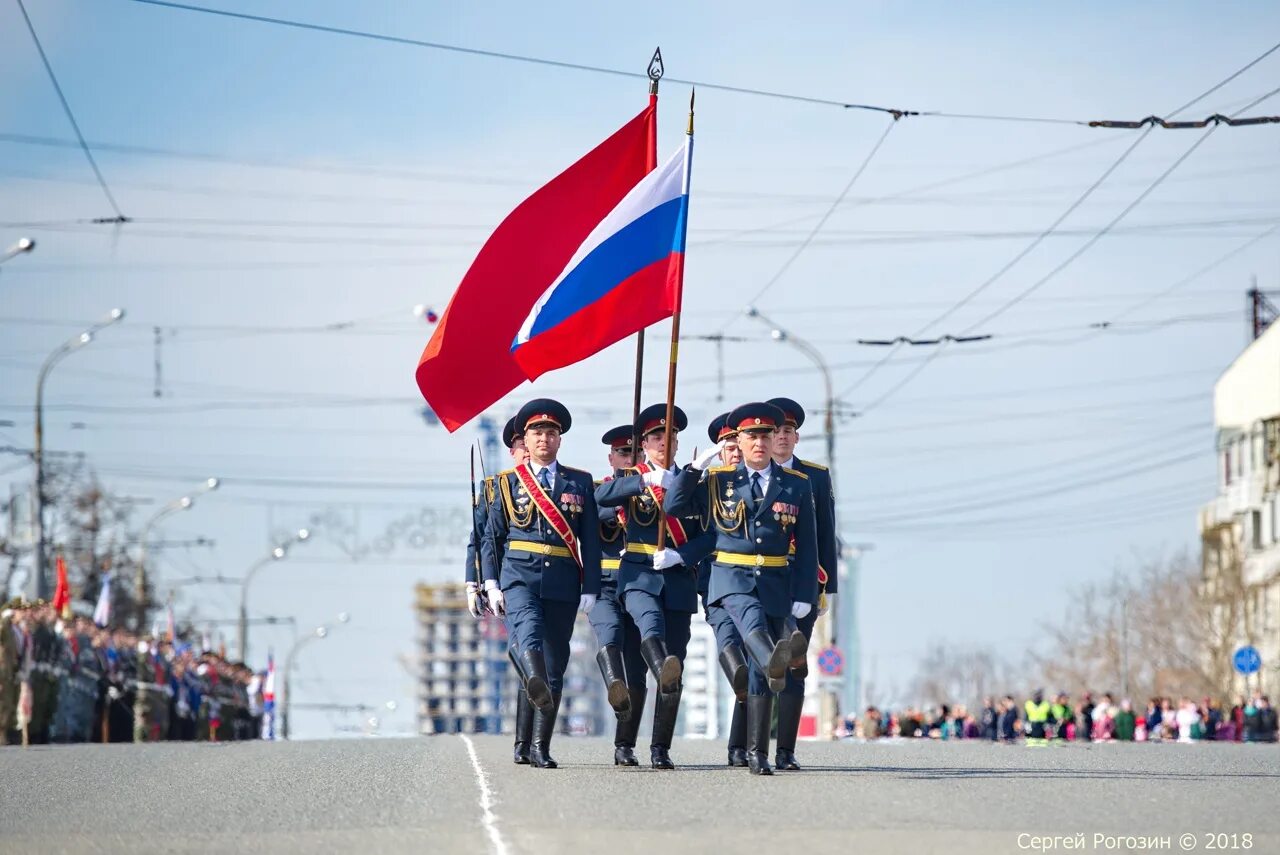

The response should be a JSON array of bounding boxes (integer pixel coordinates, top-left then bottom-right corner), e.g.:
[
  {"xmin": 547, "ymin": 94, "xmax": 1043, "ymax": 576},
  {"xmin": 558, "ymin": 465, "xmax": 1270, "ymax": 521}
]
[
  {"xmin": 998, "ymin": 695, "xmax": 1020, "ymax": 743},
  {"xmin": 1113, "ymin": 698, "xmax": 1136, "ymax": 741},
  {"xmin": 980, "ymin": 697, "xmax": 998, "ymax": 741},
  {"xmin": 1175, "ymin": 697, "xmax": 1201, "ymax": 742},
  {"xmin": 1078, "ymin": 692, "xmax": 1094, "ymax": 742}
]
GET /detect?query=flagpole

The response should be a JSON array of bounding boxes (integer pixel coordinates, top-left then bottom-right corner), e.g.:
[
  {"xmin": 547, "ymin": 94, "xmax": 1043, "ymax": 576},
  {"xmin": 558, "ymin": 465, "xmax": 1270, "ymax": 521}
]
[
  {"xmin": 630, "ymin": 47, "xmax": 663, "ymax": 456},
  {"xmin": 656, "ymin": 88, "xmax": 694, "ymax": 549}
]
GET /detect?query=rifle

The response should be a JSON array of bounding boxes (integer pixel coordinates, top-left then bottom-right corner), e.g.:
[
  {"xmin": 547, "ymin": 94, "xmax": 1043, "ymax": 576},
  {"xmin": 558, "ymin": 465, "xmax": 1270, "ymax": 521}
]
[{"xmin": 469, "ymin": 444, "xmax": 489, "ymax": 615}]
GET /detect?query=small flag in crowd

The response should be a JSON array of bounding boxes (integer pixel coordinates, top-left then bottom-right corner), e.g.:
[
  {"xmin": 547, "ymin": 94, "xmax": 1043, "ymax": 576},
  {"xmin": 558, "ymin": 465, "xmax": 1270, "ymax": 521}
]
[
  {"xmin": 92, "ymin": 572, "xmax": 112, "ymax": 627},
  {"xmin": 52, "ymin": 554, "xmax": 71, "ymax": 619},
  {"xmin": 262, "ymin": 651, "xmax": 276, "ymax": 741}
]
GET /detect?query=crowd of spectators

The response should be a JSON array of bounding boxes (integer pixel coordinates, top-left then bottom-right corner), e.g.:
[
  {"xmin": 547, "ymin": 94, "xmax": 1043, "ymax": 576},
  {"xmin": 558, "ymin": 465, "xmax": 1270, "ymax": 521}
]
[
  {"xmin": 1, "ymin": 599, "xmax": 268, "ymax": 746},
  {"xmin": 848, "ymin": 691, "xmax": 1279, "ymax": 743}
]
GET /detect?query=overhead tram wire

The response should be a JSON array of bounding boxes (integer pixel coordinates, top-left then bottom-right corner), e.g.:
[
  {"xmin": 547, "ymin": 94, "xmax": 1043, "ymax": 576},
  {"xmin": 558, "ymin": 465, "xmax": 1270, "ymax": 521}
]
[
  {"xmin": 117, "ymin": 0, "xmax": 1280, "ymax": 130},
  {"xmin": 735, "ymin": 118, "xmax": 899, "ymax": 320},
  {"xmin": 836, "ymin": 43, "xmax": 1280, "ymax": 409},
  {"xmin": 958, "ymin": 84, "xmax": 1280, "ymax": 334},
  {"xmin": 14, "ymin": 0, "xmax": 126, "ymax": 222}
]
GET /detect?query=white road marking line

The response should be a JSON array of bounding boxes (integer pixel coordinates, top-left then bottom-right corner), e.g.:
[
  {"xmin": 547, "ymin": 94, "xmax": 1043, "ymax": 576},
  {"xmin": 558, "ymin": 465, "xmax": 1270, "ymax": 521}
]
[{"xmin": 460, "ymin": 734, "xmax": 511, "ymax": 855}]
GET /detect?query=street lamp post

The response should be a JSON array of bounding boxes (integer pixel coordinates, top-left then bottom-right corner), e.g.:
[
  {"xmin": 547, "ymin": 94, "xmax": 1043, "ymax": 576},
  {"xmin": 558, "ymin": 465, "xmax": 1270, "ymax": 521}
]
[
  {"xmin": 282, "ymin": 612, "xmax": 350, "ymax": 740},
  {"xmin": 135, "ymin": 477, "xmax": 218, "ymax": 631},
  {"xmin": 33, "ymin": 308, "xmax": 125, "ymax": 599},
  {"xmin": 237, "ymin": 528, "xmax": 311, "ymax": 661},
  {"xmin": 746, "ymin": 307, "xmax": 838, "ymax": 486},
  {"xmin": 747, "ymin": 306, "xmax": 844, "ymax": 734}
]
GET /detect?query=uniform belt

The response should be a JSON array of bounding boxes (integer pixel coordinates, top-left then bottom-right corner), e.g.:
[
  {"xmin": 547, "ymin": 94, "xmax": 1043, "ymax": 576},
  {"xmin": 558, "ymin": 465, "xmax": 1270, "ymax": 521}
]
[
  {"xmin": 716, "ymin": 551, "xmax": 788, "ymax": 568},
  {"xmin": 601, "ymin": 558, "xmax": 621, "ymax": 571},
  {"xmin": 624, "ymin": 543, "xmax": 659, "ymax": 556},
  {"xmin": 507, "ymin": 540, "xmax": 573, "ymax": 559}
]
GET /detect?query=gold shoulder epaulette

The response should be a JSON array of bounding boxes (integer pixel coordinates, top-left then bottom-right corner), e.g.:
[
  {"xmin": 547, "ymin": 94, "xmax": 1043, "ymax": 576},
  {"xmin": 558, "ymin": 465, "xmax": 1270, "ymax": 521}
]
[
  {"xmin": 498, "ymin": 467, "xmax": 516, "ymax": 478},
  {"xmin": 708, "ymin": 465, "xmax": 735, "ymax": 473},
  {"xmin": 559, "ymin": 464, "xmax": 589, "ymax": 477},
  {"xmin": 593, "ymin": 479, "xmax": 603, "ymax": 487},
  {"xmin": 782, "ymin": 466, "xmax": 809, "ymax": 480},
  {"xmin": 798, "ymin": 458, "xmax": 828, "ymax": 471}
]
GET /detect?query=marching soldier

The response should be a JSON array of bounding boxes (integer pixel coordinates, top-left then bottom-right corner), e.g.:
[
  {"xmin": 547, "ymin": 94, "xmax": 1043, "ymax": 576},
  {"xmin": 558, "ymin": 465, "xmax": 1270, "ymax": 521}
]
[
  {"xmin": 481, "ymin": 399, "xmax": 601, "ymax": 769},
  {"xmin": 592, "ymin": 426, "xmax": 649, "ymax": 766},
  {"xmin": 767, "ymin": 397, "xmax": 839, "ymax": 771},
  {"xmin": 464, "ymin": 418, "xmax": 537, "ymax": 763},
  {"xmin": 700, "ymin": 414, "xmax": 750, "ymax": 766},
  {"xmin": 595, "ymin": 403, "xmax": 713, "ymax": 770},
  {"xmin": 665, "ymin": 402, "xmax": 818, "ymax": 776}
]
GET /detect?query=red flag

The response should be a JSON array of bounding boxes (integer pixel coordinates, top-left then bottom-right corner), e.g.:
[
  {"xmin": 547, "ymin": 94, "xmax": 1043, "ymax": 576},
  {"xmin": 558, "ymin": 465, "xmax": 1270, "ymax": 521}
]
[
  {"xmin": 52, "ymin": 555, "xmax": 71, "ymax": 619},
  {"xmin": 415, "ymin": 105, "xmax": 655, "ymax": 432}
]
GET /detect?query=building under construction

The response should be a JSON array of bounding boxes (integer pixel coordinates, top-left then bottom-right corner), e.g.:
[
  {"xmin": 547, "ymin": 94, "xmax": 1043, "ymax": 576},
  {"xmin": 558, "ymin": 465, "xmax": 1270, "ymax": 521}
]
[{"xmin": 414, "ymin": 582, "xmax": 609, "ymax": 736}]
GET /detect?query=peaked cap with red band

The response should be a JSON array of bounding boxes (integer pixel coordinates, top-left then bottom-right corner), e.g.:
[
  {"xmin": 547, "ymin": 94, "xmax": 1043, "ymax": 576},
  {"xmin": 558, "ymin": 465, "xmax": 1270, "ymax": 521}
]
[
  {"xmin": 727, "ymin": 401, "xmax": 785, "ymax": 434},
  {"xmin": 635, "ymin": 403, "xmax": 688, "ymax": 438},
  {"xmin": 516, "ymin": 398, "xmax": 572, "ymax": 434},
  {"xmin": 707, "ymin": 412, "xmax": 737, "ymax": 444},
  {"xmin": 766, "ymin": 397, "xmax": 806, "ymax": 429},
  {"xmin": 600, "ymin": 424, "xmax": 635, "ymax": 450}
]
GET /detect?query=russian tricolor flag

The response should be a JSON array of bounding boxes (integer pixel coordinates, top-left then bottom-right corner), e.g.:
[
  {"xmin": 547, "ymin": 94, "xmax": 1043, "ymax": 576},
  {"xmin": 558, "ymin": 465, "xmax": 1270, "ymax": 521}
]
[{"xmin": 511, "ymin": 140, "xmax": 692, "ymax": 381}]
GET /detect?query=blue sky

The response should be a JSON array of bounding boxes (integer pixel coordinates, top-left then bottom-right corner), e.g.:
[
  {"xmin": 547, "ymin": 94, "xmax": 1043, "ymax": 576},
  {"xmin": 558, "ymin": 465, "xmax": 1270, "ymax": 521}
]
[{"xmin": 2, "ymin": 0, "xmax": 1279, "ymax": 734}]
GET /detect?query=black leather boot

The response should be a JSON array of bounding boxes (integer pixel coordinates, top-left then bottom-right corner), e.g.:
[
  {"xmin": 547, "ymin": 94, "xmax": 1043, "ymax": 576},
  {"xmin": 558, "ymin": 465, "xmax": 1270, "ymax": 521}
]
[
  {"xmin": 745, "ymin": 628, "xmax": 789, "ymax": 694},
  {"xmin": 726, "ymin": 699, "xmax": 748, "ymax": 767},
  {"xmin": 613, "ymin": 686, "xmax": 645, "ymax": 767},
  {"xmin": 775, "ymin": 692, "xmax": 804, "ymax": 771},
  {"xmin": 530, "ymin": 692, "xmax": 561, "ymax": 769},
  {"xmin": 788, "ymin": 626, "xmax": 809, "ymax": 678},
  {"xmin": 718, "ymin": 643, "xmax": 749, "ymax": 703},
  {"xmin": 747, "ymin": 695, "xmax": 774, "ymax": 776},
  {"xmin": 650, "ymin": 686, "xmax": 681, "ymax": 770},
  {"xmin": 521, "ymin": 648, "xmax": 554, "ymax": 713},
  {"xmin": 513, "ymin": 690, "xmax": 533, "ymax": 765},
  {"xmin": 596, "ymin": 645, "xmax": 631, "ymax": 722},
  {"xmin": 640, "ymin": 636, "xmax": 681, "ymax": 694}
]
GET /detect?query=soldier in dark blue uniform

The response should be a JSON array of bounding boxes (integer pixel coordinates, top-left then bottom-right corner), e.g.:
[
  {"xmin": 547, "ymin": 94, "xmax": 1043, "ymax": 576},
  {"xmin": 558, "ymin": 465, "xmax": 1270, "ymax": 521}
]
[
  {"xmin": 767, "ymin": 397, "xmax": 839, "ymax": 771},
  {"xmin": 482, "ymin": 399, "xmax": 601, "ymax": 769},
  {"xmin": 595, "ymin": 403, "xmax": 713, "ymax": 770},
  {"xmin": 466, "ymin": 418, "xmax": 540, "ymax": 764},
  {"xmin": 665, "ymin": 402, "xmax": 818, "ymax": 776},
  {"xmin": 700, "ymin": 413, "xmax": 749, "ymax": 766},
  {"xmin": 591, "ymin": 426, "xmax": 650, "ymax": 766}
]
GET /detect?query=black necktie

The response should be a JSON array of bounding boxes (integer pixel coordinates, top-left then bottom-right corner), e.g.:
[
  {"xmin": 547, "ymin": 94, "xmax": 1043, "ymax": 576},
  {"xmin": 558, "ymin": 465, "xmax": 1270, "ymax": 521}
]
[
  {"xmin": 538, "ymin": 467, "xmax": 552, "ymax": 490},
  {"xmin": 751, "ymin": 471, "xmax": 764, "ymax": 503}
]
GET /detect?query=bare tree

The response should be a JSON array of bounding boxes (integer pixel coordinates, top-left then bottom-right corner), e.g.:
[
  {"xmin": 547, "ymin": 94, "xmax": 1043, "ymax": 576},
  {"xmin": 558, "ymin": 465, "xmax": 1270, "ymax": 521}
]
[
  {"xmin": 1035, "ymin": 550, "xmax": 1222, "ymax": 701},
  {"xmin": 909, "ymin": 641, "xmax": 1017, "ymax": 709}
]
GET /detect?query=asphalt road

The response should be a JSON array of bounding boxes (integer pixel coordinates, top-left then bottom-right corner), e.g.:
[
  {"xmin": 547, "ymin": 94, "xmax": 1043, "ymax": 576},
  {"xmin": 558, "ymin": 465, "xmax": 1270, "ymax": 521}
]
[{"xmin": 2, "ymin": 736, "xmax": 1278, "ymax": 855}]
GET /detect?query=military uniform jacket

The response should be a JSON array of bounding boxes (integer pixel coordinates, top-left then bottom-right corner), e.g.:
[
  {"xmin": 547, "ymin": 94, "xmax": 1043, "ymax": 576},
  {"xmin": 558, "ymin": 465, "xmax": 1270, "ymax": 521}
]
[
  {"xmin": 596, "ymin": 466, "xmax": 716, "ymax": 613},
  {"xmin": 464, "ymin": 476, "xmax": 499, "ymax": 584},
  {"xmin": 665, "ymin": 461, "xmax": 818, "ymax": 618},
  {"xmin": 789, "ymin": 458, "xmax": 839, "ymax": 597},
  {"xmin": 596, "ymin": 478, "xmax": 626, "ymax": 589},
  {"xmin": 481, "ymin": 462, "xmax": 602, "ymax": 602}
]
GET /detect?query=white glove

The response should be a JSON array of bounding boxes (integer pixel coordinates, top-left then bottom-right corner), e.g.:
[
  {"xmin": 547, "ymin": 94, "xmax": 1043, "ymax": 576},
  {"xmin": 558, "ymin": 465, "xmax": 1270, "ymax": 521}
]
[
  {"xmin": 692, "ymin": 441, "xmax": 725, "ymax": 471},
  {"xmin": 465, "ymin": 582, "xmax": 483, "ymax": 618},
  {"xmin": 652, "ymin": 548, "xmax": 683, "ymax": 571},
  {"xmin": 579, "ymin": 594, "xmax": 597, "ymax": 613},
  {"xmin": 484, "ymin": 579, "xmax": 505, "ymax": 616},
  {"xmin": 791, "ymin": 601, "xmax": 812, "ymax": 620},
  {"xmin": 641, "ymin": 469, "xmax": 674, "ymax": 490},
  {"xmin": 818, "ymin": 593, "xmax": 835, "ymax": 618}
]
